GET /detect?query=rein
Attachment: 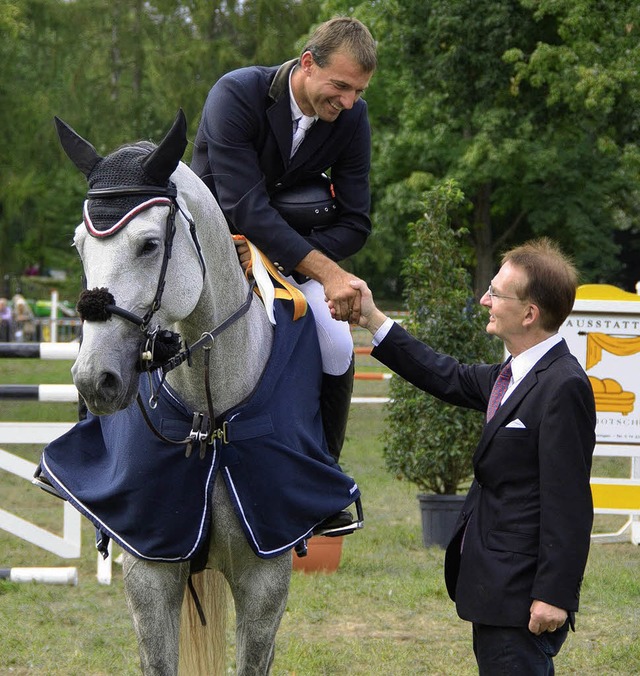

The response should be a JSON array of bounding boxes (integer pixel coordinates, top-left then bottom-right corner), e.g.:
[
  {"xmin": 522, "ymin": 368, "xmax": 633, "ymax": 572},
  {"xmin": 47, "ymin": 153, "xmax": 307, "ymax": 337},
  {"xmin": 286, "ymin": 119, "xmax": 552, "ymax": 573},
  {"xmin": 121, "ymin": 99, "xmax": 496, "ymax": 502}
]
[{"xmin": 137, "ymin": 280, "xmax": 256, "ymax": 460}]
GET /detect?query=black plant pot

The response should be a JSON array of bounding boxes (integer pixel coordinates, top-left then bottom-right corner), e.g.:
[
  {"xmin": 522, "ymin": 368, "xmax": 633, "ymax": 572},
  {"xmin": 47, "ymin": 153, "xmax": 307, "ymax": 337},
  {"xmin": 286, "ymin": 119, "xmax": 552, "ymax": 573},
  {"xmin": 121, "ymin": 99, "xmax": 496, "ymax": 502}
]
[{"xmin": 418, "ymin": 493, "xmax": 466, "ymax": 548}]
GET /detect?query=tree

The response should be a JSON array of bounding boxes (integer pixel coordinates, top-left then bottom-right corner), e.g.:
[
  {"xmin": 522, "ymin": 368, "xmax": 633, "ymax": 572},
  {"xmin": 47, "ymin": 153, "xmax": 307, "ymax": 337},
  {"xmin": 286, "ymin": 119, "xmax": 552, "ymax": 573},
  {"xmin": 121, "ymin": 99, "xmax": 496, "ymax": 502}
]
[
  {"xmin": 384, "ymin": 180, "xmax": 501, "ymax": 494},
  {"xmin": 4, "ymin": 0, "xmax": 639, "ymax": 299},
  {"xmin": 324, "ymin": 0, "xmax": 640, "ymax": 298},
  {"xmin": 0, "ymin": 0, "xmax": 322, "ymax": 294}
]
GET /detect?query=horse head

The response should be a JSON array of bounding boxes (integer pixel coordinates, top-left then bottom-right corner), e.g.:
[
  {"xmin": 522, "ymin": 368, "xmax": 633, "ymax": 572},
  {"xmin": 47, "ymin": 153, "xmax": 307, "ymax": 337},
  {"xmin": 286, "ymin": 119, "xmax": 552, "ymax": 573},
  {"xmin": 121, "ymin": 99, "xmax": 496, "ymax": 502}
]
[{"xmin": 57, "ymin": 111, "xmax": 208, "ymax": 415}]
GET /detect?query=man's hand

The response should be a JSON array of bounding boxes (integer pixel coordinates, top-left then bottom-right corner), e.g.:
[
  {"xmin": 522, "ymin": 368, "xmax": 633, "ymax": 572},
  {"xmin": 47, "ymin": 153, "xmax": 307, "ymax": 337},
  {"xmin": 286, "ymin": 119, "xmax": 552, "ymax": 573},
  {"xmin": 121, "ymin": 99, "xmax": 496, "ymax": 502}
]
[
  {"xmin": 296, "ymin": 250, "xmax": 361, "ymax": 322},
  {"xmin": 233, "ymin": 237, "xmax": 252, "ymax": 273},
  {"xmin": 326, "ymin": 278, "xmax": 389, "ymax": 333},
  {"xmin": 528, "ymin": 600, "xmax": 568, "ymax": 635},
  {"xmin": 322, "ymin": 267, "xmax": 362, "ymax": 322}
]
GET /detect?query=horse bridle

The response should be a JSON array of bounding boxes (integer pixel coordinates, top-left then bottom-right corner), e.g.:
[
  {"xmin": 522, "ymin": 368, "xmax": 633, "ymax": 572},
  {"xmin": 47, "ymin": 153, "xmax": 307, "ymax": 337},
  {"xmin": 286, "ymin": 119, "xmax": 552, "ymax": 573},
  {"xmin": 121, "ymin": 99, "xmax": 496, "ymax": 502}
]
[
  {"xmin": 76, "ymin": 182, "xmax": 256, "ymax": 456},
  {"xmin": 78, "ymin": 183, "xmax": 201, "ymax": 358}
]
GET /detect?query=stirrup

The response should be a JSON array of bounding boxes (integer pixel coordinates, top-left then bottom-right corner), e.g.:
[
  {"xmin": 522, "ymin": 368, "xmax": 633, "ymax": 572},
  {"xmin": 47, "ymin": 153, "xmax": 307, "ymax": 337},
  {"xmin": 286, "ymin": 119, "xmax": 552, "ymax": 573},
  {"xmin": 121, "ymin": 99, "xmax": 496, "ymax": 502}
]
[
  {"xmin": 32, "ymin": 468, "xmax": 65, "ymax": 500},
  {"xmin": 314, "ymin": 497, "xmax": 364, "ymax": 538}
]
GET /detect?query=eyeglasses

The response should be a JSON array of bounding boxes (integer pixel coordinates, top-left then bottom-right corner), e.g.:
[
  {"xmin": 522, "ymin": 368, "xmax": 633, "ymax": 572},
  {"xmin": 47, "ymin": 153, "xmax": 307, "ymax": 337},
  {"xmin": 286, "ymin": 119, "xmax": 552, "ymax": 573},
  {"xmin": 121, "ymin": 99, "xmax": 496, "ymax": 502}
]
[{"xmin": 486, "ymin": 284, "xmax": 522, "ymax": 301}]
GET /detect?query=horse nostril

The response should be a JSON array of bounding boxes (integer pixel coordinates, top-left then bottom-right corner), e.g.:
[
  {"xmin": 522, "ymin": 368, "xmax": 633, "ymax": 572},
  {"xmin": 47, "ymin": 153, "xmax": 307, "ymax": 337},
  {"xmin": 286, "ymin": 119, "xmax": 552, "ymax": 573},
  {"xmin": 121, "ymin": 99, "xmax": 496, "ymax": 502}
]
[{"xmin": 98, "ymin": 371, "xmax": 122, "ymax": 393}]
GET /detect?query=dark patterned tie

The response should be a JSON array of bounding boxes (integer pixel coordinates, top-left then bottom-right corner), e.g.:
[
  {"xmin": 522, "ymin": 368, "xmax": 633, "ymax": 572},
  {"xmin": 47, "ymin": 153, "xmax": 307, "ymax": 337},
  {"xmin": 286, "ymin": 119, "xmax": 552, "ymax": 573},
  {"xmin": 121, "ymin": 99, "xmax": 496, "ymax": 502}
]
[{"xmin": 486, "ymin": 361, "xmax": 512, "ymax": 421}]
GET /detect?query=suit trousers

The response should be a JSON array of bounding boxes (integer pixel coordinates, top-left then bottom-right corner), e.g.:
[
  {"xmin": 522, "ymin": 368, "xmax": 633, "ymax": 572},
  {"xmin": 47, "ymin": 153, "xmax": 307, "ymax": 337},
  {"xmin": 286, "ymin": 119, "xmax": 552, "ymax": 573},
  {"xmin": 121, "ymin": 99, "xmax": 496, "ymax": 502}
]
[{"xmin": 472, "ymin": 622, "xmax": 569, "ymax": 675}]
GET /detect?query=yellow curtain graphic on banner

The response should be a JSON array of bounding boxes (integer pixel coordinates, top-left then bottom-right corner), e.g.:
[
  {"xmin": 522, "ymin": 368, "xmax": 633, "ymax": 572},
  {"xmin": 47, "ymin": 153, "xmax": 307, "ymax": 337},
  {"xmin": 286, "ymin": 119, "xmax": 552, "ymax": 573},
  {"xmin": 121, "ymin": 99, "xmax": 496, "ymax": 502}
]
[
  {"xmin": 585, "ymin": 333, "xmax": 640, "ymax": 370},
  {"xmin": 585, "ymin": 333, "xmax": 639, "ymax": 415}
]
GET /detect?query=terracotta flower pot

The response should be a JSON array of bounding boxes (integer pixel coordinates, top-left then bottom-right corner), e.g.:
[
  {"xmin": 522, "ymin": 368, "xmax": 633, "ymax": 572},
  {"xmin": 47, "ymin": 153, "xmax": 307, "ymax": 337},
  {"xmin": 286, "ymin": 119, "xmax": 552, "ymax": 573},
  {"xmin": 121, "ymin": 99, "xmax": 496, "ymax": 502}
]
[{"xmin": 292, "ymin": 536, "xmax": 344, "ymax": 573}]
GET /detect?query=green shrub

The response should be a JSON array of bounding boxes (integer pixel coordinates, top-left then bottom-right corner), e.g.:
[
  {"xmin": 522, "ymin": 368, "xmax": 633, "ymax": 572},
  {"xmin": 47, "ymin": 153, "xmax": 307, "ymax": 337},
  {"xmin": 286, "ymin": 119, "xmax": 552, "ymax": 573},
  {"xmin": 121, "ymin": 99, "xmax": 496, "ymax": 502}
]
[{"xmin": 383, "ymin": 180, "xmax": 501, "ymax": 494}]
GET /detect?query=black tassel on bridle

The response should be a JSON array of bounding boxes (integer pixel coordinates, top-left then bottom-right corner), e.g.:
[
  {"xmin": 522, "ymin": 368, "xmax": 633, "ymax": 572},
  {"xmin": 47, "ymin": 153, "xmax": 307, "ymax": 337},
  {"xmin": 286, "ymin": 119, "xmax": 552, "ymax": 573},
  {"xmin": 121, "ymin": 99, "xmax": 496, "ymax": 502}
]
[
  {"xmin": 76, "ymin": 286, "xmax": 183, "ymax": 372},
  {"xmin": 77, "ymin": 287, "xmax": 117, "ymax": 323}
]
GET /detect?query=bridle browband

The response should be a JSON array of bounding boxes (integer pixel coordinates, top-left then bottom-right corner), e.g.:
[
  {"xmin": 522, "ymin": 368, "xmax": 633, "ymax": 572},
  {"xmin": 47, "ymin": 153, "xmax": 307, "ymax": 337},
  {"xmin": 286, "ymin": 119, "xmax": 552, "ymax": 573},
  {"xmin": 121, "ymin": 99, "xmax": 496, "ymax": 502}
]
[
  {"xmin": 77, "ymin": 180, "xmax": 256, "ymax": 457},
  {"xmin": 87, "ymin": 185, "xmax": 177, "ymax": 198}
]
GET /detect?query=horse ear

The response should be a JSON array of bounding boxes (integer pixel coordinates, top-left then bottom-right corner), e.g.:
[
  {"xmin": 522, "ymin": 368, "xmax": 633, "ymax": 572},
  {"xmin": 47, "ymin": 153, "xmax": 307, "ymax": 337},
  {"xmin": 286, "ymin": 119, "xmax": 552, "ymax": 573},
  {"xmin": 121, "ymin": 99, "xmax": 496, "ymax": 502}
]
[
  {"xmin": 142, "ymin": 109, "xmax": 188, "ymax": 184},
  {"xmin": 54, "ymin": 117, "xmax": 102, "ymax": 178}
]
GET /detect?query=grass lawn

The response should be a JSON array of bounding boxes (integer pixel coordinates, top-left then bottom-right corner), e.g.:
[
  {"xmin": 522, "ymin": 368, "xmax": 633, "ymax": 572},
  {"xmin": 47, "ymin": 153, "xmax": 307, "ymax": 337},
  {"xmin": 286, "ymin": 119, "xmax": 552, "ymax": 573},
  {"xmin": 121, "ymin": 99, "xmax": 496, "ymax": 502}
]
[{"xmin": 0, "ymin": 356, "xmax": 639, "ymax": 674}]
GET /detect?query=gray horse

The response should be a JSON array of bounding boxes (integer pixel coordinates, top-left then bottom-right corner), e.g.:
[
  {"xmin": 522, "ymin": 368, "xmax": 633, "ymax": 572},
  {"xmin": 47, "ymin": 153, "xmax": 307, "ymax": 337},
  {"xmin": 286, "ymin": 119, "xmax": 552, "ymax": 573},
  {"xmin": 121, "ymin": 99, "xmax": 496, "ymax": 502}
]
[{"xmin": 40, "ymin": 111, "xmax": 360, "ymax": 674}]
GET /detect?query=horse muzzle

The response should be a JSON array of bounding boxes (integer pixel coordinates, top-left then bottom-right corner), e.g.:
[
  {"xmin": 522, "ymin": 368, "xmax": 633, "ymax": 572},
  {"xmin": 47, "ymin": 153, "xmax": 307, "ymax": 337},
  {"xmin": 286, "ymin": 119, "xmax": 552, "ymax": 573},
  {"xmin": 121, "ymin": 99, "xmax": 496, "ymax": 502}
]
[{"xmin": 72, "ymin": 362, "xmax": 140, "ymax": 415}]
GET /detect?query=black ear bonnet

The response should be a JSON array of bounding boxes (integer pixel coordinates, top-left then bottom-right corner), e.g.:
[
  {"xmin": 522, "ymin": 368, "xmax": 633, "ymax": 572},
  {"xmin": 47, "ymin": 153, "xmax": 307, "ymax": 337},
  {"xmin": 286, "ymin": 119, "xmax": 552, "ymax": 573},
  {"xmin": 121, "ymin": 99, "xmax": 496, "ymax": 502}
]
[
  {"xmin": 85, "ymin": 143, "xmax": 173, "ymax": 234},
  {"xmin": 55, "ymin": 109, "xmax": 188, "ymax": 237}
]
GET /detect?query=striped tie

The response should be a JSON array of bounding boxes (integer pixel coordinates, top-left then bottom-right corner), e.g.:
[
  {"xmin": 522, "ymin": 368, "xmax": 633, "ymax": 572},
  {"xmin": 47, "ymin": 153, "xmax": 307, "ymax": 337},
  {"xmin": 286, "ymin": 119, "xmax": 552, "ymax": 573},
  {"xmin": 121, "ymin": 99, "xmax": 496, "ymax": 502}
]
[
  {"xmin": 486, "ymin": 362, "xmax": 512, "ymax": 421},
  {"xmin": 291, "ymin": 115, "xmax": 315, "ymax": 157}
]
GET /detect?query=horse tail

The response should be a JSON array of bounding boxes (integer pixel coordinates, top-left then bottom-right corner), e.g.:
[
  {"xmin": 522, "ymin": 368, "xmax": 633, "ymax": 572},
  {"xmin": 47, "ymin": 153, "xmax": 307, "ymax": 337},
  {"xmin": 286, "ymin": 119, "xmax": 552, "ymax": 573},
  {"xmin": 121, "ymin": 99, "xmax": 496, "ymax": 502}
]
[{"xmin": 178, "ymin": 569, "xmax": 228, "ymax": 675}]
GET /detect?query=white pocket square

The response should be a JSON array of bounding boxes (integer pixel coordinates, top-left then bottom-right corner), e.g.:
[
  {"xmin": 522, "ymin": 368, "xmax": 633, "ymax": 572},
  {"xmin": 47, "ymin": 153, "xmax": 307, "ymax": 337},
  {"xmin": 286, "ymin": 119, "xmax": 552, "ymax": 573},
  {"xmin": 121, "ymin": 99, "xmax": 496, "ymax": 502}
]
[{"xmin": 506, "ymin": 418, "xmax": 526, "ymax": 429}]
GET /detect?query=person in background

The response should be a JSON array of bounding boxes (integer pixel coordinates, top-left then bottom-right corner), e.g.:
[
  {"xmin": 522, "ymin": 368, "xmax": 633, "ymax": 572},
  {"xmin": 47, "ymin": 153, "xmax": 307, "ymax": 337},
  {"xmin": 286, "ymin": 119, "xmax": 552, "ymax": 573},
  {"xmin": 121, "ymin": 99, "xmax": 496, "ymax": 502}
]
[
  {"xmin": 0, "ymin": 298, "xmax": 12, "ymax": 342},
  {"xmin": 191, "ymin": 17, "xmax": 377, "ymax": 533},
  {"xmin": 12, "ymin": 295, "xmax": 36, "ymax": 342},
  {"xmin": 346, "ymin": 238, "xmax": 596, "ymax": 674}
]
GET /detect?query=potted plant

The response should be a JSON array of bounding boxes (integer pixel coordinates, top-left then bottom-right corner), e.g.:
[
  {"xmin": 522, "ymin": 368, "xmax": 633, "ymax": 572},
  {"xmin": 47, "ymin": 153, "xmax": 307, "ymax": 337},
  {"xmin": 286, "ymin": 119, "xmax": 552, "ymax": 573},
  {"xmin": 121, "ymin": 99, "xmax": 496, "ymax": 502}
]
[
  {"xmin": 292, "ymin": 536, "xmax": 344, "ymax": 574},
  {"xmin": 383, "ymin": 180, "xmax": 501, "ymax": 547}
]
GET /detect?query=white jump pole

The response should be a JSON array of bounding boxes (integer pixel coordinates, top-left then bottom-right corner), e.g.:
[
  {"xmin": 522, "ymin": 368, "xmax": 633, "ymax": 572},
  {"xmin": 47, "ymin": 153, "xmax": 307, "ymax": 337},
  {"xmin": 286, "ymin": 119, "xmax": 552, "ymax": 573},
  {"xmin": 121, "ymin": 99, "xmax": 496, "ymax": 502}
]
[
  {"xmin": 50, "ymin": 289, "xmax": 58, "ymax": 343},
  {"xmin": 0, "ymin": 566, "xmax": 78, "ymax": 585}
]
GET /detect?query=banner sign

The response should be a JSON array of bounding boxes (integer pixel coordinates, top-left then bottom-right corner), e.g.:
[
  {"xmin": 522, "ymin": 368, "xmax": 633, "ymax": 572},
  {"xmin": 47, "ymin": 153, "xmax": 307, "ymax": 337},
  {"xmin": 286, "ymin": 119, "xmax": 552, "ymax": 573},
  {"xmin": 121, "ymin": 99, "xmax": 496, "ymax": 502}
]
[{"xmin": 560, "ymin": 285, "xmax": 640, "ymax": 446}]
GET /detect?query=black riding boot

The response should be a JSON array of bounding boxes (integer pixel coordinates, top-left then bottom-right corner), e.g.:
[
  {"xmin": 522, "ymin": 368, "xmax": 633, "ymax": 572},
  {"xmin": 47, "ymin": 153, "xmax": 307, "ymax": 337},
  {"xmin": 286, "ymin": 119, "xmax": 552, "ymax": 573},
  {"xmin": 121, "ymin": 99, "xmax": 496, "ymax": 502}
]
[
  {"xmin": 320, "ymin": 357, "xmax": 354, "ymax": 462},
  {"xmin": 313, "ymin": 357, "xmax": 362, "ymax": 536}
]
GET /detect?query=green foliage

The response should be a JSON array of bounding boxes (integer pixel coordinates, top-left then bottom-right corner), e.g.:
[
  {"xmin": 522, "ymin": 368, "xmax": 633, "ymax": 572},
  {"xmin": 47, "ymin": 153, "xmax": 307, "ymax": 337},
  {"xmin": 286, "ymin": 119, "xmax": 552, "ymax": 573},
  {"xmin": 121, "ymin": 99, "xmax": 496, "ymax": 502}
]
[
  {"xmin": 0, "ymin": 0, "xmax": 322, "ymax": 290},
  {"xmin": 328, "ymin": 0, "xmax": 640, "ymax": 298},
  {"xmin": 384, "ymin": 180, "xmax": 501, "ymax": 494},
  {"xmin": 351, "ymin": 170, "xmax": 435, "ymax": 297},
  {"xmin": 3, "ymin": 0, "xmax": 640, "ymax": 300}
]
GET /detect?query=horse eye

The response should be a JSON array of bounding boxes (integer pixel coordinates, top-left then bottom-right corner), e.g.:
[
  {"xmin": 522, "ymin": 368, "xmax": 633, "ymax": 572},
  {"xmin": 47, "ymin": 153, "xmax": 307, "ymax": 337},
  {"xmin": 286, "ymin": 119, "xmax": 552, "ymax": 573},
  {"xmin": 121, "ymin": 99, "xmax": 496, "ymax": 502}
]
[{"xmin": 140, "ymin": 240, "xmax": 160, "ymax": 256}]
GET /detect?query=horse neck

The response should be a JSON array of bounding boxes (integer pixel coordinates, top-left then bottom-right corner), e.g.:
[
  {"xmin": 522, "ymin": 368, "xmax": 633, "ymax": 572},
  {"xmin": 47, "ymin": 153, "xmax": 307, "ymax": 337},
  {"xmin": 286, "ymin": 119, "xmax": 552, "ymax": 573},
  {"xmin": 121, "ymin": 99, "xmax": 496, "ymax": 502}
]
[{"xmin": 166, "ymin": 219, "xmax": 273, "ymax": 416}]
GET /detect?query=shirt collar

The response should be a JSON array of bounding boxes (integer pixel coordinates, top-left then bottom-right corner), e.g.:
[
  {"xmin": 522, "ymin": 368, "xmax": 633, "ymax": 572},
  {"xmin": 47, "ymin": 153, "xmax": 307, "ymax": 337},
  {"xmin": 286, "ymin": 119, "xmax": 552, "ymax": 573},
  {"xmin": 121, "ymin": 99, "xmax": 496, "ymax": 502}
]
[
  {"xmin": 289, "ymin": 67, "xmax": 317, "ymax": 123},
  {"xmin": 509, "ymin": 333, "xmax": 563, "ymax": 384}
]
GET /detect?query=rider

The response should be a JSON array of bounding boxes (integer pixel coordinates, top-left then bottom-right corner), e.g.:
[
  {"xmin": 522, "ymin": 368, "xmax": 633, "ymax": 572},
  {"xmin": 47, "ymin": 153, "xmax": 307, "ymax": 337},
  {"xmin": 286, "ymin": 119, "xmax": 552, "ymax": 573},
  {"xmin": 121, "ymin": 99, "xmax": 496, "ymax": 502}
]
[{"xmin": 191, "ymin": 17, "xmax": 377, "ymax": 531}]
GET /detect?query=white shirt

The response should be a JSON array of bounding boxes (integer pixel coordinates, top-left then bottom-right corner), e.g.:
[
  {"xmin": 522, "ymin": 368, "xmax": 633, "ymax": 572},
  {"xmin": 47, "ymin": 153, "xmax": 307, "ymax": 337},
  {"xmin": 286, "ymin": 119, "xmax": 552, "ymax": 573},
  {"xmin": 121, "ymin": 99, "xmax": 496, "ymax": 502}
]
[
  {"xmin": 501, "ymin": 332, "xmax": 563, "ymax": 403},
  {"xmin": 289, "ymin": 68, "xmax": 317, "ymax": 155}
]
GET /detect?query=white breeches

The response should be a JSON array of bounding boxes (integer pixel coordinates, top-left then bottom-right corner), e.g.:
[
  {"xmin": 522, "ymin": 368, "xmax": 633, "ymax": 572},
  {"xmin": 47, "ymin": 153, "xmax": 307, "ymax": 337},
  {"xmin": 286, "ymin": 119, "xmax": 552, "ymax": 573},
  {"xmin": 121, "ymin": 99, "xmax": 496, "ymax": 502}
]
[{"xmin": 286, "ymin": 277, "xmax": 353, "ymax": 376}]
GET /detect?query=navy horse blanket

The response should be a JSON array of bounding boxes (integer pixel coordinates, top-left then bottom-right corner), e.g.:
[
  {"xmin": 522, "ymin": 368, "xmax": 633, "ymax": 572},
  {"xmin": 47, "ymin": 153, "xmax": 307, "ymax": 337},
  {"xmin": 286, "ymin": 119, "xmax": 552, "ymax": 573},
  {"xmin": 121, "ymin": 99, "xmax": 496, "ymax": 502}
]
[{"xmin": 39, "ymin": 301, "xmax": 359, "ymax": 561}]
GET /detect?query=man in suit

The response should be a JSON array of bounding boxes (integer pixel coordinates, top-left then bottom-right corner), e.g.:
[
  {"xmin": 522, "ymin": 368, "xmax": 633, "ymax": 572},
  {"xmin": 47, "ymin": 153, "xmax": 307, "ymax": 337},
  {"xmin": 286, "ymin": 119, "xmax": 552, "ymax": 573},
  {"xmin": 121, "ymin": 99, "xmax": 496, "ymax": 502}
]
[
  {"xmin": 191, "ymin": 20, "xmax": 377, "ymax": 530},
  {"xmin": 348, "ymin": 238, "xmax": 596, "ymax": 674}
]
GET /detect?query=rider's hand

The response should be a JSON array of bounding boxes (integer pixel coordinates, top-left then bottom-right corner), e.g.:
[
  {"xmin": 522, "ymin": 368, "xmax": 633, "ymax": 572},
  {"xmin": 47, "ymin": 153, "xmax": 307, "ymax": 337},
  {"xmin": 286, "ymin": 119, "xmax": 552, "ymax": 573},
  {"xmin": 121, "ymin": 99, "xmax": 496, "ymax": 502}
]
[
  {"xmin": 293, "ymin": 250, "xmax": 362, "ymax": 323},
  {"xmin": 323, "ymin": 267, "xmax": 362, "ymax": 323},
  {"xmin": 233, "ymin": 238, "xmax": 252, "ymax": 274},
  {"xmin": 343, "ymin": 279, "xmax": 389, "ymax": 334}
]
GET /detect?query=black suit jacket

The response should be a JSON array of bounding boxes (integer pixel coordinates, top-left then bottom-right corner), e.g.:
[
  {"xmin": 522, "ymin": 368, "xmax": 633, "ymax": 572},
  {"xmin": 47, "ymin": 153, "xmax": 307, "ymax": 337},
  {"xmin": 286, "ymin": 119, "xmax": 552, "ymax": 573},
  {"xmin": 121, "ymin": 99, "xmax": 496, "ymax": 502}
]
[
  {"xmin": 372, "ymin": 322, "xmax": 596, "ymax": 628},
  {"xmin": 191, "ymin": 60, "xmax": 372, "ymax": 275}
]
